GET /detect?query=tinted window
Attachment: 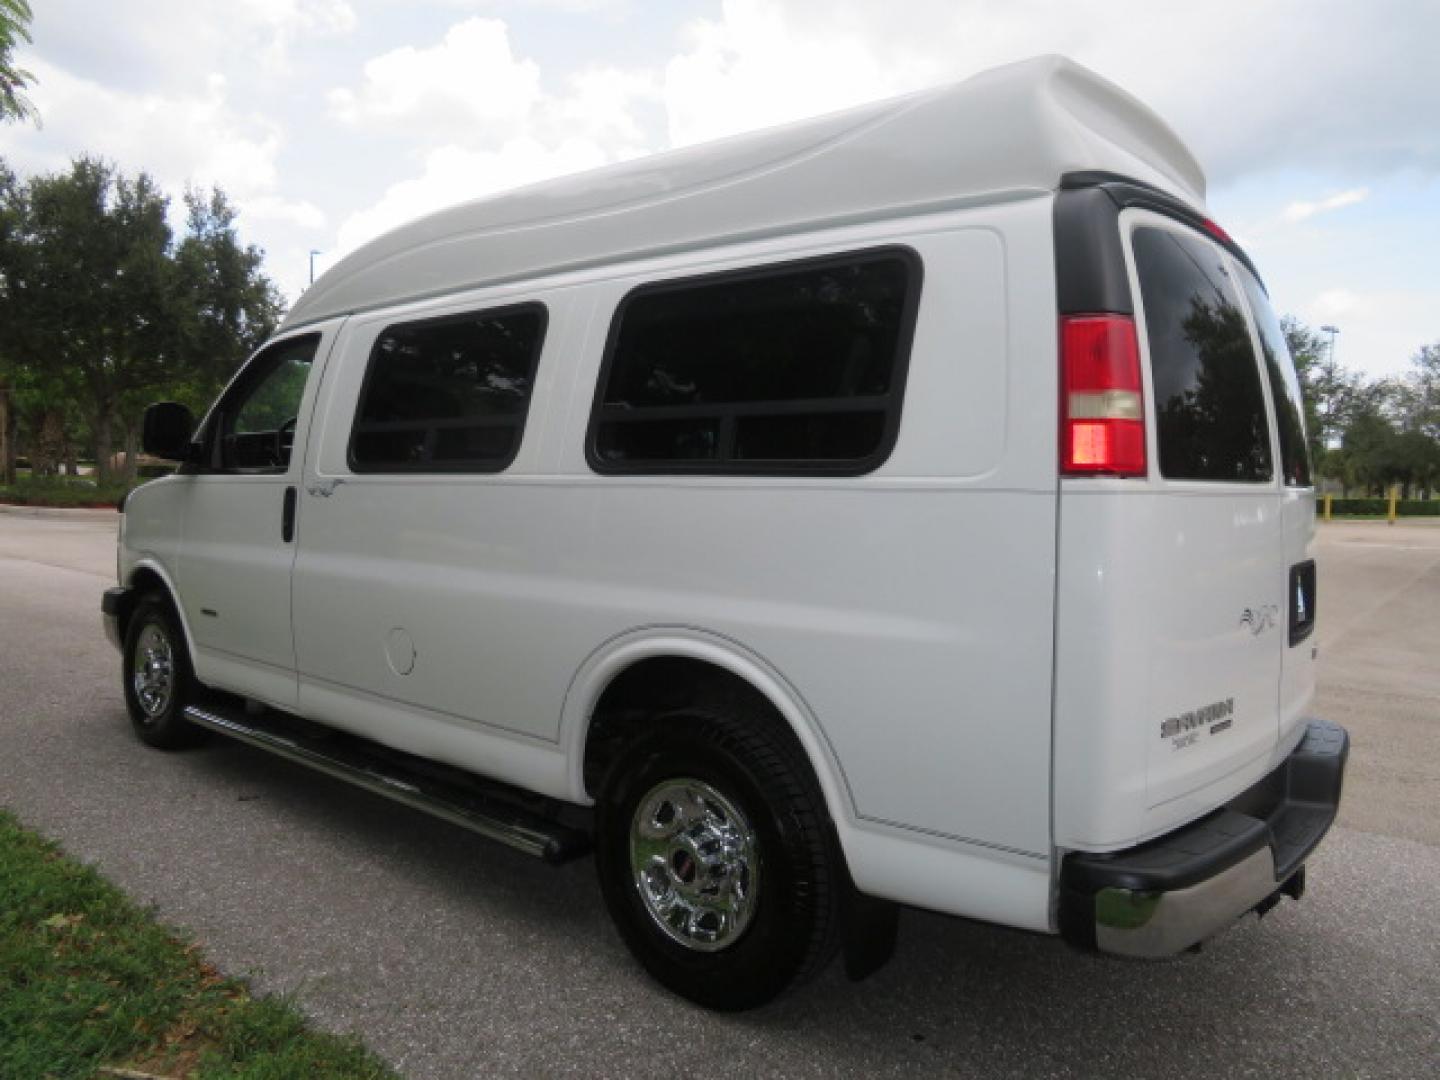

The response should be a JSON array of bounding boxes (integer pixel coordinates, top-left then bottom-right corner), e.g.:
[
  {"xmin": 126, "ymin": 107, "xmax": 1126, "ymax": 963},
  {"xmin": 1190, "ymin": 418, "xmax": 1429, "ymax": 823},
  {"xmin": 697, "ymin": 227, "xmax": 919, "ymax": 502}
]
[
  {"xmin": 1133, "ymin": 227, "xmax": 1272, "ymax": 482},
  {"xmin": 215, "ymin": 334, "xmax": 319, "ymax": 472},
  {"xmin": 1238, "ymin": 269, "xmax": 1312, "ymax": 486},
  {"xmin": 350, "ymin": 305, "xmax": 545, "ymax": 473},
  {"xmin": 589, "ymin": 249, "xmax": 921, "ymax": 474}
]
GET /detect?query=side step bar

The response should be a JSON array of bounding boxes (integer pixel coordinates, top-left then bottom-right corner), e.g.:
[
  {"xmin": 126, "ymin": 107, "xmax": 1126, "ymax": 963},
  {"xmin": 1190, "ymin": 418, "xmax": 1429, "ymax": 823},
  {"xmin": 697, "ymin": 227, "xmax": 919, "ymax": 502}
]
[{"xmin": 183, "ymin": 703, "xmax": 590, "ymax": 865}]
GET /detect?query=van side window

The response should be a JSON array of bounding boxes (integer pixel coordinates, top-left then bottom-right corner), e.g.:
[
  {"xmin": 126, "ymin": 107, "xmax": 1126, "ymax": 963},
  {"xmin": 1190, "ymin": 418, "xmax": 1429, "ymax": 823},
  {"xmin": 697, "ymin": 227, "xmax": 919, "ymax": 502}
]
[
  {"xmin": 1132, "ymin": 227, "xmax": 1272, "ymax": 482},
  {"xmin": 588, "ymin": 249, "xmax": 921, "ymax": 475},
  {"xmin": 1238, "ymin": 269, "xmax": 1313, "ymax": 487},
  {"xmin": 211, "ymin": 334, "xmax": 320, "ymax": 473},
  {"xmin": 349, "ymin": 304, "xmax": 546, "ymax": 473}
]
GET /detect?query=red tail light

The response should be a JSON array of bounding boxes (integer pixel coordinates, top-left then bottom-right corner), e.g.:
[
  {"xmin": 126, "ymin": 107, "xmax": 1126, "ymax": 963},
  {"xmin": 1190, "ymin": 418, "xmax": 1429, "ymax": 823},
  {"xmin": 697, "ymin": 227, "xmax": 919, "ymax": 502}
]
[
  {"xmin": 1061, "ymin": 314, "xmax": 1146, "ymax": 477},
  {"xmin": 1200, "ymin": 218, "xmax": 1233, "ymax": 245}
]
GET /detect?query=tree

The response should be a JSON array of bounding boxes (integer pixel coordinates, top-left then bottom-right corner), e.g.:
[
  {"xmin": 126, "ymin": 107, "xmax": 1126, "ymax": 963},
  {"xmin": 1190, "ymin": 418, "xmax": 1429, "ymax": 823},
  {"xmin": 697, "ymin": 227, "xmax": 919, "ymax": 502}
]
[
  {"xmin": 1384, "ymin": 341, "xmax": 1440, "ymax": 497},
  {"xmin": 1337, "ymin": 404, "xmax": 1398, "ymax": 496},
  {"xmin": 1281, "ymin": 315, "xmax": 1396, "ymax": 485},
  {"xmin": 0, "ymin": 158, "xmax": 19, "ymax": 482},
  {"xmin": 1392, "ymin": 428, "xmax": 1440, "ymax": 499},
  {"xmin": 1405, "ymin": 341, "xmax": 1440, "ymax": 443},
  {"xmin": 1325, "ymin": 373, "xmax": 1440, "ymax": 498},
  {"xmin": 172, "ymin": 187, "xmax": 284, "ymax": 415},
  {"xmin": 0, "ymin": 159, "xmax": 286, "ymax": 482},
  {"xmin": 0, "ymin": 0, "xmax": 38, "ymax": 126},
  {"xmin": 1281, "ymin": 316, "xmax": 1330, "ymax": 471},
  {"xmin": 2, "ymin": 158, "xmax": 181, "ymax": 481}
]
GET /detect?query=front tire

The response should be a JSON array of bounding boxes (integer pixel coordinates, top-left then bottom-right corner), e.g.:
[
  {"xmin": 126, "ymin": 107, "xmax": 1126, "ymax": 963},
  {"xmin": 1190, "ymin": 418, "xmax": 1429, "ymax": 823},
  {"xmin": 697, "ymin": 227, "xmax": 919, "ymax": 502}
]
[
  {"xmin": 121, "ymin": 594, "xmax": 206, "ymax": 749},
  {"xmin": 595, "ymin": 706, "xmax": 843, "ymax": 1010}
]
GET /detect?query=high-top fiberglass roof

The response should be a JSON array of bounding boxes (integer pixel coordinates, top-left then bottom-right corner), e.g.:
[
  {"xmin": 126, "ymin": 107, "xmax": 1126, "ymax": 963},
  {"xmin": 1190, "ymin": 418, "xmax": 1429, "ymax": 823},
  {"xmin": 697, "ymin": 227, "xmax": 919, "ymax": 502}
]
[{"xmin": 281, "ymin": 55, "xmax": 1205, "ymax": 331}]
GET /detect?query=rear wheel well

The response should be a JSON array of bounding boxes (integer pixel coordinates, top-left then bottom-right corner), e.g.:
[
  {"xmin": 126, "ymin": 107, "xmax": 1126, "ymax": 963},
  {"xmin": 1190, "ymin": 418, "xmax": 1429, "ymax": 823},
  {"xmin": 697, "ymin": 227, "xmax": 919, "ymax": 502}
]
[{"xmin": 582, "ymin": 657, "xmax": 815, "ymax": 802}]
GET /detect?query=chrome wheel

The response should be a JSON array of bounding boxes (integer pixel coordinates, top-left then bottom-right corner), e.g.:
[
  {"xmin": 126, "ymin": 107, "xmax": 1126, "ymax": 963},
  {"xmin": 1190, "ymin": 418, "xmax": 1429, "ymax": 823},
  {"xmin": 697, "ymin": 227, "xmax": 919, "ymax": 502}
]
[
  {"xmin": 629, "ymin": 778, "xmax": 759, "ymax": 952},
  {"xmin": 131, "ymin": 622, "xmax": 175, "ymax": 720}
]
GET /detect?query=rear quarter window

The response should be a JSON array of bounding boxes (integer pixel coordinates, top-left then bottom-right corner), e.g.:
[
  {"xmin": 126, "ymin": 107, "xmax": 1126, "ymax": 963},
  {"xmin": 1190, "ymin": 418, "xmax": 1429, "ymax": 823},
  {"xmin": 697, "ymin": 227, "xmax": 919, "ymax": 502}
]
[
  {"xmin": 587, "ymin": 248, "xmax": 921, "ymax": 475},
  {"xmin": 1132, "ymin": 226, "xmax": 1272, "ymax": 482},
  {"xmin": 1238, "ymin": 269, "xmax": 1313, "ymax": 486}
]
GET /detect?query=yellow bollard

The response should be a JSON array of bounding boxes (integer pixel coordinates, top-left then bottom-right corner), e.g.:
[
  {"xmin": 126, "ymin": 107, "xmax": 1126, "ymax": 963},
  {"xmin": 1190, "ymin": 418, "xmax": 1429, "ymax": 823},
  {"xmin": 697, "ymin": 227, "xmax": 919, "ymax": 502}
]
[
  {"xmin": 1323, "ymin": 493, "xmax": 1333, "ymax": 522},
  {"xmin": 1388, "ymin": 485, "xmax": 1399, "ymax": 525}
]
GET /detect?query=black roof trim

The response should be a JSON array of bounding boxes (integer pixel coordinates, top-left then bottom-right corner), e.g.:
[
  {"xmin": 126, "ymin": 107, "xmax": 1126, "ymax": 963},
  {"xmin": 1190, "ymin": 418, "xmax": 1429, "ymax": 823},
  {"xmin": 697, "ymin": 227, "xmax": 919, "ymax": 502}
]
[{"xmin": 1059, "ymin": 171, "xmax": 1264, "ymax": 290}]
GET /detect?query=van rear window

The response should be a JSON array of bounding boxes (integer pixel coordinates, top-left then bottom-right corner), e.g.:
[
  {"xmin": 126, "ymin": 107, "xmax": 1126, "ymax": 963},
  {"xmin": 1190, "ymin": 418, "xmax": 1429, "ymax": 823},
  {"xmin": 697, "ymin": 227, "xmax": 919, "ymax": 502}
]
[
  {"xmin": 588, "ymin": 248, "xmax": 921, "ymax": 475},
  {"xmin": 1132, "ymin": 227, "xmax": 1272, "ymax": 482},
  {"xmin": 349, "ymin": 304, "xmax": 546, "ymax": 473}
]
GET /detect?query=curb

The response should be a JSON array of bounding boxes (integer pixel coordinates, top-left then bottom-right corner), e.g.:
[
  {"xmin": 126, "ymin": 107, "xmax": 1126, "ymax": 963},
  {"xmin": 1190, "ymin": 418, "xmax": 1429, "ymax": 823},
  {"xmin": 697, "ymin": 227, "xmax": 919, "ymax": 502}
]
[
  {"xmin": 0, "ymin": 503, "xmax": 119, "ymax": 521},
  {"xmin": 1319, "ymin": 516, "xmax": 1440, "ymax": 527}
]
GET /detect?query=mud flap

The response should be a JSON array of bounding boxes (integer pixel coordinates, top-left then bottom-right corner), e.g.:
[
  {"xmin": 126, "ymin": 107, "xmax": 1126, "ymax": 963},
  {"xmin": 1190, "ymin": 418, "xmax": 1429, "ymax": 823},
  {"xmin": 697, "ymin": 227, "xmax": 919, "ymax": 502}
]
[{"xmin": 843, "ymin": 888, "xmax": 899, "ymax": 981}]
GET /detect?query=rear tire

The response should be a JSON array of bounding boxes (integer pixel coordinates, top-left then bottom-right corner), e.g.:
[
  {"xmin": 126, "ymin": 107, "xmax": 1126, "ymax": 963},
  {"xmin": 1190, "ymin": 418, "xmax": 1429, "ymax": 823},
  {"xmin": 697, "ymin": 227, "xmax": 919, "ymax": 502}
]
[
  {"xmin": 595, "ymin": 704, "xmax": 843, "ymax": 1010},
  {"xmin": 121, "ymin": 594, "xmax": 206, "ymax": 749}
]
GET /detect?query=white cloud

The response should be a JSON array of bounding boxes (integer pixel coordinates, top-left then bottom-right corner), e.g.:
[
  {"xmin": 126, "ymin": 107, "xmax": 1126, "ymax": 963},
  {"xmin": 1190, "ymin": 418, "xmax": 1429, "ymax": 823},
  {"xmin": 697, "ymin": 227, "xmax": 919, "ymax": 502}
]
[
  {"xmin": 328, "ymin": 18, "xmax": 543, "ymax": 137},
  {"xmin": 663, "ymin": 0, "xmax": 938, "ymax": 147},
  {"xmin": 438, "ymin": 0, "xmax": 634, "ymax": 11},
  {"xmin": 1296, "ymin": 288, "xmax": 1440, "ymax": 378},
  {"xmin": 243, "ymin": 0, "xmax": 357, "ymax": 36},
  {"xmin": 4, "ymin": 62, "xmax": 283, "ymax": 202},
  {"xmin": 12, "ymin": 0, "xmax": 1438, "ymax": 344},
  {"xmin": 1308, "ymin": 289, "xmax": 1373, "ymax": 321},
  {"xmin": 239, "ymin": 195, "xmax": 328, "ymax": 230},
  {"xmin": 327, "ymin": 0, "xmax": 1439, "ymax": 304},
  {"xmin": 544, "ymin": 66, "xmax": 660, "ymax": 155},
  {"xmin": 330, "ymin": 20, "xmax": 663, "ymax": 254},
  {"xmin": 244, "ymin": 0, "xmax": 357, "ymax": 70},
  {"xmin": 651, "ymin": 1, "xmax": 1440, "ymax": 185},
  {"xmin": 1283, "ymin": 188, "xmax": 1369, "ymax": 223},
  {"xmin": 29, "ymin": 0, "xmax": 356, "ymax": 94}
]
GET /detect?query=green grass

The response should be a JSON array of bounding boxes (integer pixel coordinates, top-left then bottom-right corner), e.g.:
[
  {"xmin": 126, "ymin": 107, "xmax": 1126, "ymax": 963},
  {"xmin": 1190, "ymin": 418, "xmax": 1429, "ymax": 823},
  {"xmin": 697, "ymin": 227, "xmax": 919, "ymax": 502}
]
[
  {"xmin": 0, "ymin": 809, "xmax": 397, "ymax": 1080},
  {"xmin": 0, "ymin": 475, "xmax": 142, "ymax": 508}
]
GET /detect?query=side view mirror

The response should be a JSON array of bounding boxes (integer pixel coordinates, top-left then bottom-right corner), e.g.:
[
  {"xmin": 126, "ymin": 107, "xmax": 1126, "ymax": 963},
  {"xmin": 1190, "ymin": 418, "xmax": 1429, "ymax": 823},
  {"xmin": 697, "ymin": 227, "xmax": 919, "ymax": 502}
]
[{"xmin": 142, "ymin": 402, "xmax": 197, "ymax": 462}]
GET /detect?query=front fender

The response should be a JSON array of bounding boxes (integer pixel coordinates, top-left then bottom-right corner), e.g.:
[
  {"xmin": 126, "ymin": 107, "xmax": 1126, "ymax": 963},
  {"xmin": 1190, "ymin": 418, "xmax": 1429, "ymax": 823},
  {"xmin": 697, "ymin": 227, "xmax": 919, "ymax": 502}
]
[{"xmin": 121, "ymin": 557, "xmax": 199, "ymax": 663}]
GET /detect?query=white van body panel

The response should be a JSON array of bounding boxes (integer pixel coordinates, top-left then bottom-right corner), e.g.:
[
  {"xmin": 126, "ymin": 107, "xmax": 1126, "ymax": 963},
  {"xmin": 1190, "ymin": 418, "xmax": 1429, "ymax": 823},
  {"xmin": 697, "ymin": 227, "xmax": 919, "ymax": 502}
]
[
  {"xmin": 116, "ymin": 485, "xmax": 185, "ymax": 606},
  {"xmin": 287, "ymin": 202, "xmax": 1061, "ymax": 912}
]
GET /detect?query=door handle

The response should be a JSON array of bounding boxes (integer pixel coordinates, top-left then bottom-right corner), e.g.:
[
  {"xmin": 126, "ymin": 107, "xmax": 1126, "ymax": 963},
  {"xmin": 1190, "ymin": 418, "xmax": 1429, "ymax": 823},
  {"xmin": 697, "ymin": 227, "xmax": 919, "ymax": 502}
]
[{"xmin": 282, "ymin": 486, "xmax": 297, "ymax": 543}]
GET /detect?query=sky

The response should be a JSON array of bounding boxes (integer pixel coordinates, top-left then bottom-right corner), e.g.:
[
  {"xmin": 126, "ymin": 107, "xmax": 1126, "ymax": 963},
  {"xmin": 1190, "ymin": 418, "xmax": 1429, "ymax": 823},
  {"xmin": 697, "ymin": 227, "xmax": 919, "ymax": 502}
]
[{"xmin": 2, "ymin": 0, "xmax": 1436, "ymax": 379}]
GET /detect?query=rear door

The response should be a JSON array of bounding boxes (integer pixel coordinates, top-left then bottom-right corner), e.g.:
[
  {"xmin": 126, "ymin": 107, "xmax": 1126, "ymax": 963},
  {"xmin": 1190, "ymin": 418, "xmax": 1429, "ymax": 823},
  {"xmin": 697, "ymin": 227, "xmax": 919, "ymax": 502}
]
[
  {"xmin": 1125, "ymin": 216, "xmax": 1287, "ymax": 811},
  {"xmin": 1234, "ymin": 268, "xmax": 1318, "ymax": 745}
]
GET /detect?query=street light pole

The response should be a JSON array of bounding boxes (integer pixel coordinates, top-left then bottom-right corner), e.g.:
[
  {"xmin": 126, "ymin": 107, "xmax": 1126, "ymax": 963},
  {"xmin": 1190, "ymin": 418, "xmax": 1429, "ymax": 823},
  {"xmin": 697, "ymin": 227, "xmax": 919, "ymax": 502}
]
[
  {"xmin": 1321, "ymin": 324, "xmax": 1339, "ymax": 367},
  {"xmin": 1319, "ymin": 325, "xmax": 1341, "ymax": 458},
  {"xmin": 309, "ymin": 249, "xmax": 322, "ymax": 285}
]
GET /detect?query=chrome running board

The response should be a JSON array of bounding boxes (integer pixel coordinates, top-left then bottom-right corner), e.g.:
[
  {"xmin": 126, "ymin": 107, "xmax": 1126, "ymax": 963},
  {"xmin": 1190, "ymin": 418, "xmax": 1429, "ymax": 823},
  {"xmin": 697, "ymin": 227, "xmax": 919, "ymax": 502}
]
[{"xmin": 183, "ymin": 703, "xmax": 589, "ymax": 864}]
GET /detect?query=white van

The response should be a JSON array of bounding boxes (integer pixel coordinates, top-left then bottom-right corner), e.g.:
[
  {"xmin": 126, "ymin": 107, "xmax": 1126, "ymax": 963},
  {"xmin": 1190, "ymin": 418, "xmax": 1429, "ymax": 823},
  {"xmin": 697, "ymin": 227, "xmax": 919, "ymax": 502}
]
[{"xmin": 104, "ymin": 56, "xmax": 1346, "ymax": 1010}]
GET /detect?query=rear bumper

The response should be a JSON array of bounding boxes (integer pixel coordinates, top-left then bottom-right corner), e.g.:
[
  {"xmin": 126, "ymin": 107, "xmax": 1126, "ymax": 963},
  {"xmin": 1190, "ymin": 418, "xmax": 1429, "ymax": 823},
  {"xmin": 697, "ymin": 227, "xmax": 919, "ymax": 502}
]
[
  {"xmin": 1059, "ymin": 719, "xmax": 1348, "ymax": 957},
  {"xmin": 102, "ymin": 586, "xmax": 131, "ymax": 651}
]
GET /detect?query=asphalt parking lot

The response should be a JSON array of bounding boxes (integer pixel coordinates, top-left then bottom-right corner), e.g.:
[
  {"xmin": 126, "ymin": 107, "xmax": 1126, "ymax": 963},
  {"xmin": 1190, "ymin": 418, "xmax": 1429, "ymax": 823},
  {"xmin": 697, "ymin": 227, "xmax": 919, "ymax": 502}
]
[{"xmin": 1, "ymin": 508, "xmax": 1436, "ymax": 1078}]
